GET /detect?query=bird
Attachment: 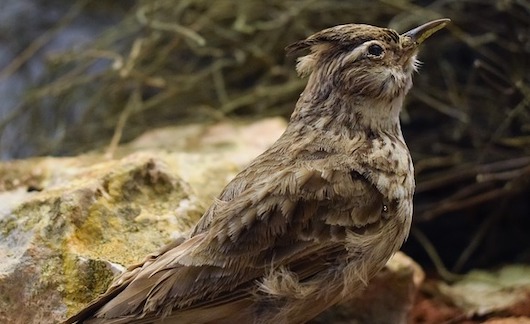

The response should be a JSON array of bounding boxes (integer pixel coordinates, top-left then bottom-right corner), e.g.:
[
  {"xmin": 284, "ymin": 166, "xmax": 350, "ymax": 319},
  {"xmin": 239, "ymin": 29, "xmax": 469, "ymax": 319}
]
[{"xmin": 64, "ymin": 18, "xmax": 450, "ymax": 324}]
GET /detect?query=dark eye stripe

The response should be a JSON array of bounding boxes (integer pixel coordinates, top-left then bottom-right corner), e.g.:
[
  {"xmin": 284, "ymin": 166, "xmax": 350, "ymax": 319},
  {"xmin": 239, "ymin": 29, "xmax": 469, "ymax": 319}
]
[
  {"xmin": 385, "ymin": 30, "xmax": 400, "ymax": 43},
  {"xmin": 338, "ymin": 36, "xmax": 373, "ymax": 53}
]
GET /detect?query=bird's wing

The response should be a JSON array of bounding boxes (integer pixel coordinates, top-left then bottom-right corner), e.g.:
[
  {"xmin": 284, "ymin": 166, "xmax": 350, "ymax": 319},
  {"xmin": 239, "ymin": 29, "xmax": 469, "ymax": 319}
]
[{"xmin": 65, "ymin": 152, "xmax": 386, "ymax": 324}]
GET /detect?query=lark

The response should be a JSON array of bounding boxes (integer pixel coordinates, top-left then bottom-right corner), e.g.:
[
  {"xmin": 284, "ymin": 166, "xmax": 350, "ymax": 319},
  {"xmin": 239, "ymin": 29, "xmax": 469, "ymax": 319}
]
[{"xmin": 65, "ymin": 19, "xmax": 450, "ymax": 324}]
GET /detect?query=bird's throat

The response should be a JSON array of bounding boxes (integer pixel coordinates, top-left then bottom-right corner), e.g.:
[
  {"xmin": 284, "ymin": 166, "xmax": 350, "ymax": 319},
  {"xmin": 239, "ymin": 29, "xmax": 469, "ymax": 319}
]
[{"xmin": 289, "ymin": 85, "xmax": 406, "ymax": 138}]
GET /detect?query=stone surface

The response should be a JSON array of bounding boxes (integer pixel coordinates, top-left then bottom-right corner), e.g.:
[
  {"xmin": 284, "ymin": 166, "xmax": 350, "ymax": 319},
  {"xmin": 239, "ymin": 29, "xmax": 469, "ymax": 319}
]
[
  {"xmin": 0, "ymin": 118, "xmax": 422, "ymax": 323},
  {"xmin": 0, "ymin": 155, "xmax": 200, "ymax": 324},
  {"xmin": 0, "ymin": 118, "xmax": 286, "ymax": 323},
  {"xmin": 312, "ymin": 252, "xmax": 425, "ymax": 324}
]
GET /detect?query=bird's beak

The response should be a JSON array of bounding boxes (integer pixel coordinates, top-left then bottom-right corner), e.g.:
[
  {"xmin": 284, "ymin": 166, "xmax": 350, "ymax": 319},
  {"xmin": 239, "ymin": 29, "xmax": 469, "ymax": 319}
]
[{"xmin": 402, "ymin": 18, "xmax": 451, "ymax": 45}]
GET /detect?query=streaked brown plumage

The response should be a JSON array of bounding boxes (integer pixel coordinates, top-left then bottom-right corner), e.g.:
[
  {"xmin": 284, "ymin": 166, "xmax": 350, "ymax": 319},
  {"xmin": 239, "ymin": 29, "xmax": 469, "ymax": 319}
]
[{"xmin": 64, "ymin": 19, "xmax": 449, "ymax": 324}]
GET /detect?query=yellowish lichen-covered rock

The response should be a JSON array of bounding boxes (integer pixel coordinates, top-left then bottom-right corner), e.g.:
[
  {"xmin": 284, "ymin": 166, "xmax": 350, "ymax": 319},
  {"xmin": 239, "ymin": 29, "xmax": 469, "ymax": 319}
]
[
  {"xmin": 0, "ymin": 118, "xmax": 287, "ymax": 324},
  {"xmin": 0, "ymin": 155, "xmax": 201, "ymax": 323}
]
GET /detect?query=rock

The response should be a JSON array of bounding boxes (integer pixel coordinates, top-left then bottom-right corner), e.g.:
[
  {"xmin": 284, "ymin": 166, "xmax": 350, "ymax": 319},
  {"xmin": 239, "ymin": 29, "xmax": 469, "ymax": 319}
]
[
  {"xmin": 312, "ymin": 252, "xmax": 425, "ymax": 324},
  {"xmin": 0, "ymin": 155, "xmax": 198, "ymax": 324},
  {"xmin": 0, "ymin": 118, "xmax": 286, "ymax": 324}
]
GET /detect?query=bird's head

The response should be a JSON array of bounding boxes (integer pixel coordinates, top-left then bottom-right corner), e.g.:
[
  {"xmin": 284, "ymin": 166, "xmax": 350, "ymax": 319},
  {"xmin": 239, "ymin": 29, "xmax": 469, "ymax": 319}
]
[{"xmin": 286, "ymin": 19, "xmax": 450, "ymax": 102}]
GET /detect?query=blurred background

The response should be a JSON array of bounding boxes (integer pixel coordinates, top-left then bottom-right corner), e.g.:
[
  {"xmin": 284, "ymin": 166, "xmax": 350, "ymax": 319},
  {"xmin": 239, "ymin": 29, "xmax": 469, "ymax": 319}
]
[{"xmin": 0, "ymin": 0, "xmax": 529, "ymax": 319}]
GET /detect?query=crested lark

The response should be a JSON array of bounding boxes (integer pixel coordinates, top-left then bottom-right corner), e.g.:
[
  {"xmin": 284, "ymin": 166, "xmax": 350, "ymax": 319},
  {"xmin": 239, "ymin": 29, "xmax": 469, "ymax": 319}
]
[{"xmin": 65, "ymin": 19, "xmax": 450, "ymax": 324}]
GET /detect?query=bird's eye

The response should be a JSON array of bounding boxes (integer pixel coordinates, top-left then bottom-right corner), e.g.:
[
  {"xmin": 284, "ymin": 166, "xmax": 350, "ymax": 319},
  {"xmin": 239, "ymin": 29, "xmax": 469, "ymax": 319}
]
[{"xmin": 367, "ymin": 44, "xmax": 384, "ymax": 56}]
